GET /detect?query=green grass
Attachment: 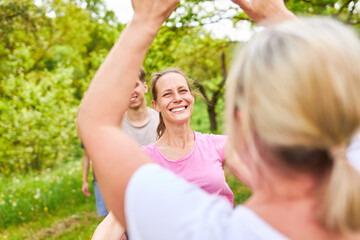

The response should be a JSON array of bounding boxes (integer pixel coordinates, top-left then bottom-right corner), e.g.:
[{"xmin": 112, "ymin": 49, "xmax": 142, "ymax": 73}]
[
  {"xmin": 1, "ymin": 170, "xmax": 250, "ymax": 240},
  {"xmin": 0, "ymin": 204, "xmax": 101, "ymax": 240},
  {"xmin": 0, "ymin": 160, "xmax": 102, "ymax": 239},
  {"xmin": 0, "ymin": 161, "xmax": 94, "ymax": 229}
]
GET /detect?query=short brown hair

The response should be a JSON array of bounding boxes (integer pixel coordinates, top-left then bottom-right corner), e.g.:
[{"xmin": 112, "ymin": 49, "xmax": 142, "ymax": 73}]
[{"xmin": 139, "ymin": 67, "xmax": 146, "ymax": 83}]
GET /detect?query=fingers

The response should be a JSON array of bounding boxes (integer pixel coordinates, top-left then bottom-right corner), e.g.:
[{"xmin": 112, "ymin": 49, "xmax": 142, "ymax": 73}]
[
  {"xmin": 82, "ymin": 185, "xmax": 91, "ymax": 197},
  {"xmin": 232, "ymin": 0, "xmax": 295, "ymax": 24},
  {"xmin": 131, "ymin": 0, "xmax": 179, "ymax": 27}
]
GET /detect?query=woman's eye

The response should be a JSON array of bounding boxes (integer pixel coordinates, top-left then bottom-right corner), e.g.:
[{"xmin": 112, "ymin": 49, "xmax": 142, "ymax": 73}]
[
  {"xmin": 180, "ymin": 89, "xmax": 188, "ymax": 93},
  {"xmin": 163, "ymin": 93, "xmax": 171, "ymax": 97}
]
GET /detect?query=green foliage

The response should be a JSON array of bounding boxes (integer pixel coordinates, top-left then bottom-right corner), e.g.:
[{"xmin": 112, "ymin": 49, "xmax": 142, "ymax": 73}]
[
  {"xmin": 2, "ymin": 0, "xmax": 359, "ymax": 176},
  {"xmin": 0, "ymin": 0, "xmax": 123, "ymax": 175},
  {"xmin": 172, "ymin": 0, "xmax": 360, "ymax": 29},
  {"xmin": 286, "ymin": 0, "xmax": 360, "ymax": 25},
  {"xmin": 0, "ymin": 68, "xmax": 80, "ymax": 175}
]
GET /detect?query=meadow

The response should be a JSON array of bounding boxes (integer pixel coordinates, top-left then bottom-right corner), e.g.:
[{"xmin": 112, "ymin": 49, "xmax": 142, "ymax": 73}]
[
  {"xmin": 0, "ymin": 159, "xmax": 251, "ymax": 239},
  {"xmin": 0, "ymin": 160, "xmax": 99, "ymax": 239}
]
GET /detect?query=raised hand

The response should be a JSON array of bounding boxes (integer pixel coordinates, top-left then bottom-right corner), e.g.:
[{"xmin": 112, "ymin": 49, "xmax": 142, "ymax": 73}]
[
  {"xmin": 231, "ymin": 0, "xmax": 296, "ymax": 24},
  {"xmin": 131, "ymin": 0, "xmax": 179, "ymax": 29}
]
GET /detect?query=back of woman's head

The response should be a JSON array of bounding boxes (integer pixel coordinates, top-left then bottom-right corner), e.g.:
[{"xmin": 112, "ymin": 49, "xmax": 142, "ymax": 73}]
[{"xmin": 226, "ymin": 17, "xmax": 360, "ymax": 234}]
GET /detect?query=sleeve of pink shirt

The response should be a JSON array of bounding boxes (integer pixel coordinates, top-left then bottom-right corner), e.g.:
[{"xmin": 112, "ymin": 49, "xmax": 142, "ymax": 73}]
[{"xmin": 210, "ymin": 134, "xmax": 228, "ymax": 164}]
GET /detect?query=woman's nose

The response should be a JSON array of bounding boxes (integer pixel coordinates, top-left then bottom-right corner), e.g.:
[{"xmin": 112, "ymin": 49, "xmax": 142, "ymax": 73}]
[{"xmin": 172, "ymin": 92, "xmax": 182, "ymax": 102}]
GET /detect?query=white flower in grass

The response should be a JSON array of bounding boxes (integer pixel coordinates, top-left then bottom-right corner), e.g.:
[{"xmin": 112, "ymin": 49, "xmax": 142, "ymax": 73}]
[
  {"xmin": 12, "ymin": 201, "xmax": 17, "ymax": 207},
  {"xmin": 0, "ymin": 200, "xmax": 5, "ymax": 205},
  {"xmin": 34, "ymin": 188, "xmax": 41, "ymax": 199}
]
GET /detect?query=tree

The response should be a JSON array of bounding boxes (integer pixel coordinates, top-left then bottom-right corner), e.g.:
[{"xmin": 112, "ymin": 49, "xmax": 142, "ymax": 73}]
[
  {"xmin": 171, "ymin": 29, "xmax": 235, "ymax": 132},
  {"xmin": 0, "ymin": 0, "xmax": 123, "ymax": 175}
]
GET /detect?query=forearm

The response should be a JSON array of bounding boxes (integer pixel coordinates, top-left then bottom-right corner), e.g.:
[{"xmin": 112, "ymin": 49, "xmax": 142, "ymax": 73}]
[
  {"xmin": 224, "ymin": 142, "xmax": 252, "ymax": 188},
  {"xmin": 227, "ymin": 161, "xmax": 252, "ymax": 189}
]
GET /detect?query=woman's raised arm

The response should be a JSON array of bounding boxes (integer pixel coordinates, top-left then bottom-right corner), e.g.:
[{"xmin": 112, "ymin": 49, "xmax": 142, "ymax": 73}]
[{"xmin": 77, "ymin": 0, "xmax": 178, "ymax": 229}]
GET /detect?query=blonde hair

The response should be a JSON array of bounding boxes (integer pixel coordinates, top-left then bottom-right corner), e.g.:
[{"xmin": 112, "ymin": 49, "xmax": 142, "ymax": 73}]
[{"xmin": 226, "ymin": 17, "xmax": 360, "ymax": 233}]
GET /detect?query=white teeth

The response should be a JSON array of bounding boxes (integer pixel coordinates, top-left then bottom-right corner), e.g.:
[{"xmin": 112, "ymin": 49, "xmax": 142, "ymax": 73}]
[{"xmin": 171, "ymin": 107, "xmax": 185, "ymax": 112}]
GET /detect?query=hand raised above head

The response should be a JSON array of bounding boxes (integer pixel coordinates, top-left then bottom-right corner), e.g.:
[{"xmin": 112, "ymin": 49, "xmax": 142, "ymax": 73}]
[
  {"xmin": 232, "ymin": 0, "xmax": 296, "ymax": 24},
  {"xmin": 131, "ymin": 0, "xmax": 179, "ymax": 27}
]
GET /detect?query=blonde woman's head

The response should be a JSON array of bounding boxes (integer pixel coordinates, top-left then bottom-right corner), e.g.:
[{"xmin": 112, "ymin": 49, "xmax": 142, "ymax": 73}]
[{"xmin": 226, "ymin": 17, "xmax": 360, "ymax": 233}]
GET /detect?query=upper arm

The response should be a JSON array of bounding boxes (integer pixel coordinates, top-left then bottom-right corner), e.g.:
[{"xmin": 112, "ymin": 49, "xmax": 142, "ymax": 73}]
[
  {"xmin": 210, "ymin": 134, "xmax": 228, "ymax": 164},
  {"xmin": 84, "ymin": 126, "xmax": 153, "ymax": 229}
]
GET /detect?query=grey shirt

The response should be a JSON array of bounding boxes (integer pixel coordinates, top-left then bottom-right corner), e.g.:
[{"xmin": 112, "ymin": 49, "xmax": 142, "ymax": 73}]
[{"xmin": 122, "ymin": 107, "xmax": 159, "ymax": 146}]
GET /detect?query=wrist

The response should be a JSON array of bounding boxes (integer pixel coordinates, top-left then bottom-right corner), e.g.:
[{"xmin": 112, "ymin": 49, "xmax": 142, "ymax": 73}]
[
  {"xmin": 278, "ymin": 9, "xmax": 296, "ymax": 21},
  {"xmin": 130, "ymin": 14, "xmax": 163, "ymax": 39}
]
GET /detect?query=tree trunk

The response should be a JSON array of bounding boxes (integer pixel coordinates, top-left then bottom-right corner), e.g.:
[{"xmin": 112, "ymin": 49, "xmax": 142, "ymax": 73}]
[{"xmin": 208, "ymin": 105, "xmax": 217, "ymax": 132}]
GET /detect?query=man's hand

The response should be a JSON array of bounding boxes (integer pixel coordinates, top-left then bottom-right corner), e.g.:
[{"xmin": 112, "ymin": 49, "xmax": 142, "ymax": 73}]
[
  {"xmin": 82, "ymin": 181, "xmax": 91, "ymax": 197},
  {"xmin": 232, "ymin": 0, "xmax": 296, "ymax": 24}
]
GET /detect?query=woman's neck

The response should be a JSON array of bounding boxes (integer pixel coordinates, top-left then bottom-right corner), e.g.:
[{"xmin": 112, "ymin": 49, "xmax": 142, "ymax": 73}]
[
  {"xmin": 157, "ymin": 121, "xmax": 193, "ymax": 149},
  {"xmin": 245, "ymin": 165, "xmax": 345, "ymax": 240}
]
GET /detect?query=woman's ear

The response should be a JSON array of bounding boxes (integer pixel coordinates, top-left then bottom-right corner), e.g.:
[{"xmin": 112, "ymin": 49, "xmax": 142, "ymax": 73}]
[{"xmin": 151, "ymin": 100, "xmax": 160, "ymax": 112}]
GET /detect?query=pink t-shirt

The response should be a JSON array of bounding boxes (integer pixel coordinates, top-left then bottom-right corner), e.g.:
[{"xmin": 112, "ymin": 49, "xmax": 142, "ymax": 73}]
[{"xmin": 141, "ymin": 131, "xmax": 234, "ymax": 206}]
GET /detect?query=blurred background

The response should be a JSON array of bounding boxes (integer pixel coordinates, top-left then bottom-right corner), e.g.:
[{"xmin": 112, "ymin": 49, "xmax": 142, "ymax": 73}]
[{"xmin": 1, "ymin": 0, "xmax": 359, "ymax": 238}]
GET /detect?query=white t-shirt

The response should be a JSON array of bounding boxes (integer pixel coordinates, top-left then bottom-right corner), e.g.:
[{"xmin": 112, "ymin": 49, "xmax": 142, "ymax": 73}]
[
  {"xmin": 347, "ymin": 132, "xmax": 360, "ymax": 172},
  {"xmin": 125, "ymin": 164, "xmax": 289, "ymax": 240}
]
